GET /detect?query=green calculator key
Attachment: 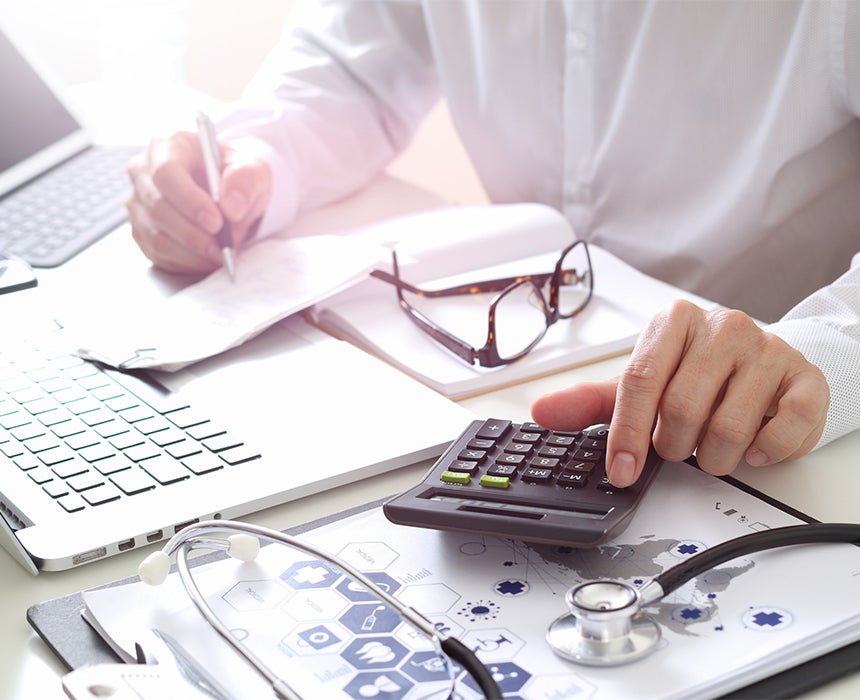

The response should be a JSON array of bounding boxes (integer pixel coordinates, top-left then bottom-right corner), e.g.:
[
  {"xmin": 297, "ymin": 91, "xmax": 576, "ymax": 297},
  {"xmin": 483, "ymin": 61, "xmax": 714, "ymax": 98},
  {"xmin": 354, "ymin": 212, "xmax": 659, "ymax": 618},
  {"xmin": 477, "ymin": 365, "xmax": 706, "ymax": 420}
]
[
  {"xmin": 441, "ymin": 470, "xmax": 470, "ymax": 485},
  {"xmin": 480, "ymin": 475, "xmax": 510, "ymax": 489}
]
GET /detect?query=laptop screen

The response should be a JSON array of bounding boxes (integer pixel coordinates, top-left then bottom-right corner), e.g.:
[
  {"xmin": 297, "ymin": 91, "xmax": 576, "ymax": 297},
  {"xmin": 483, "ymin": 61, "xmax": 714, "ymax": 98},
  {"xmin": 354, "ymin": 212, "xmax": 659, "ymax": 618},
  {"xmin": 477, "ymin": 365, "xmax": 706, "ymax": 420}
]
[{"xmin": 0, "ymin": 26, "xmax": 89, "ymax": 197}]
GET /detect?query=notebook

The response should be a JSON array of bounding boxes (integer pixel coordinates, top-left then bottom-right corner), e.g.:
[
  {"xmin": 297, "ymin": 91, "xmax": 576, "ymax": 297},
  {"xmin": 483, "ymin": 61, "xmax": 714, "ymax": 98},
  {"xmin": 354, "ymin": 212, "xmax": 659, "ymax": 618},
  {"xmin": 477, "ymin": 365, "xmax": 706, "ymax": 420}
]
[
  {"xmin": 307, "ymin": 205, "xmax": 717, "ymax": 398},
  {"xmin": 0, "ymin": 23, "xmax": 137, "ymax": 268},
  {"xmin": 0, "ymin": 316, "xmax": 474, "ymax": 574}
]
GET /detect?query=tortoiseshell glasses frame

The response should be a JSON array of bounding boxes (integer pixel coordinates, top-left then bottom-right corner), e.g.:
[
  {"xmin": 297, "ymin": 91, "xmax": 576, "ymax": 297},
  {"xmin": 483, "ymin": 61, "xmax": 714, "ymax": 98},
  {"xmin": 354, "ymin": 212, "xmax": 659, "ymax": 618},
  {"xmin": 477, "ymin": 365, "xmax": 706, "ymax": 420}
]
[{"xmin": 370, "ymin": 240, "xmax": 593, "ymax": 368}]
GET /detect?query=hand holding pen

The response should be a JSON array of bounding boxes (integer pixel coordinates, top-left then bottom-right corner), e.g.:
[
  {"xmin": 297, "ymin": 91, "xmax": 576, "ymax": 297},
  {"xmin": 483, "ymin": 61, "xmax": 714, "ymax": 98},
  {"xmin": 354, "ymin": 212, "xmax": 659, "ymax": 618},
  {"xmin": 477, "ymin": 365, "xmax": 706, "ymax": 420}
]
[
  {"xmin": 196, "ymin": 111, "xmax": 237, "ymax": 280},
  {"xmin": 125, "ymin": 120, "xmax": 273, "ymax": 275}
]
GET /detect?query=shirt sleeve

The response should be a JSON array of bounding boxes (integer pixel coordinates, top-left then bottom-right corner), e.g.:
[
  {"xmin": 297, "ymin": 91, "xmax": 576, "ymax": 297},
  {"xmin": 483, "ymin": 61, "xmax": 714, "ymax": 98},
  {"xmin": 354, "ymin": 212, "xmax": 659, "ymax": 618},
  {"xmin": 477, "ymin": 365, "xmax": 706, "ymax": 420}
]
[
  {"xmin": 215, "ymin": 0, "xmax": 440, "ymax": 238},
  {"xmin": 765, "ymin": 253, "xmax": 860, "ymax": 448}
]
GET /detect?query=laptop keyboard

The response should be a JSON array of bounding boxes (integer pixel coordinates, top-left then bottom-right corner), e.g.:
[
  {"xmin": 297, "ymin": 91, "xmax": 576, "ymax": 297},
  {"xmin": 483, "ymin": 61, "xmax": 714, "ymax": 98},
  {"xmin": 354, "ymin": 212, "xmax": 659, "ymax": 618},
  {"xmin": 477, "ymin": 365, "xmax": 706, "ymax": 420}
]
[
  {"xmin": 0, "ymin": 344, "xmax": 260, "ymax": 514},
  {"xmin": 0, "ymin": 145, "xmax": 140, "ymax": 268}
]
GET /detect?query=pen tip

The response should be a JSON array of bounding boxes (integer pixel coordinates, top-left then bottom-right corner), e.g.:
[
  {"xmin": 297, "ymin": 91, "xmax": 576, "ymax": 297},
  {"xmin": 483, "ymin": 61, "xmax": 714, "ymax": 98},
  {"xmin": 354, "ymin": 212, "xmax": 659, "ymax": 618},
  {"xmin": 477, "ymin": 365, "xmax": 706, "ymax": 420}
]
[{"xmin": 222, "ymin": 248, "xmax": 236, "ymax": 281}]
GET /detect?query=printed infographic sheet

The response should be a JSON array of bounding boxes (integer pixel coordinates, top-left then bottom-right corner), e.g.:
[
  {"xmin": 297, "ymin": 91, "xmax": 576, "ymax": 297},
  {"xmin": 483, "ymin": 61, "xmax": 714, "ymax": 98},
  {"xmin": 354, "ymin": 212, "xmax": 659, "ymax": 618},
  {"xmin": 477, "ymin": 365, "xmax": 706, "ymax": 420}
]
[{"xmin": 83, "ymin": 461, "xmax": 860, "ymax": 699}]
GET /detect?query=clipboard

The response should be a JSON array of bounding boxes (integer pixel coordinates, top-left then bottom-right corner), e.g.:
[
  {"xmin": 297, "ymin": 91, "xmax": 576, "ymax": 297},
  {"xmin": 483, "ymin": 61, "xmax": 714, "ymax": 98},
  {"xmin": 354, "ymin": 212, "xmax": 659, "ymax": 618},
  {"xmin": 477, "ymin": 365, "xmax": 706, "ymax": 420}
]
[
  {"xmin": 27, "ymin": 497, "xmax": 382, "ymax": 672},
  {"xmin": 27, "ymin": 484, "xmax": 860, "ymax": 700}
]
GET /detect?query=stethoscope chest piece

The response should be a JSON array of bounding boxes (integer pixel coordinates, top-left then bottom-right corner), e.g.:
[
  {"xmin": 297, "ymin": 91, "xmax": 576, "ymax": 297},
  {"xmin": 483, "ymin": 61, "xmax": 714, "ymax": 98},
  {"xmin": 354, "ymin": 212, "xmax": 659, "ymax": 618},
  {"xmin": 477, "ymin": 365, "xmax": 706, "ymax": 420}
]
[{"xmin": 546, "ymin": 580, "xmax": 661, "ymax": 666}]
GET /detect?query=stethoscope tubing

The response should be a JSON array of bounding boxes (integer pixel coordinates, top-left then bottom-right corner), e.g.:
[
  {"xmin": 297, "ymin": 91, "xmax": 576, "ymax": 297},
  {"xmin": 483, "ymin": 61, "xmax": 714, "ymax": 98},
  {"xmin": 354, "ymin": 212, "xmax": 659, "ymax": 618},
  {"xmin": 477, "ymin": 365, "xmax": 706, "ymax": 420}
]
[{"xmin": 654, "ymin": 522, "xmax": 860, "ymax": 599}]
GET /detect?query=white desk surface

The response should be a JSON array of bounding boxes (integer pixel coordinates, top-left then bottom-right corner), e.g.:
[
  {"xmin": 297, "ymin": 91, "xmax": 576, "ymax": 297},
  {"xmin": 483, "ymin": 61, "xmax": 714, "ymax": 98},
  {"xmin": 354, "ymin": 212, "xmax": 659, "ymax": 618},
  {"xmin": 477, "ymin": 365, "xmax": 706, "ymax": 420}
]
[{"xmin": 3, "ymin": 187, "xmax": 859, "ymax": 699}]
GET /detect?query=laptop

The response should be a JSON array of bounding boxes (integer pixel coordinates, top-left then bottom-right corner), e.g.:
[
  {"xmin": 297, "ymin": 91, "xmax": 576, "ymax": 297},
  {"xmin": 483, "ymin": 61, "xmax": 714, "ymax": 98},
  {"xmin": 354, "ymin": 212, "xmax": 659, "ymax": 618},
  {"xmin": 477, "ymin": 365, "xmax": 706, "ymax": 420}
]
[
  {"xmin": 0, "ymin": 23, "xmax": 138, "ymax": 268},
  {"xmin": 0, "ymin": 312, "xmax": 474, "ymax": 574}
]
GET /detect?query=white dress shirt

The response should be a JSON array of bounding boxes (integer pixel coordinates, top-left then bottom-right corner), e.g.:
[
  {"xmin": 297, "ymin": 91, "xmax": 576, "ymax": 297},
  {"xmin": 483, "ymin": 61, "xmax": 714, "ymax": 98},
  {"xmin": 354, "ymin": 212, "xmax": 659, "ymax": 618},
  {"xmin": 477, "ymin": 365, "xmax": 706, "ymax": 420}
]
[{"xmin": 220, "ymin": 0, "xmax": 860, "ymax": 445}]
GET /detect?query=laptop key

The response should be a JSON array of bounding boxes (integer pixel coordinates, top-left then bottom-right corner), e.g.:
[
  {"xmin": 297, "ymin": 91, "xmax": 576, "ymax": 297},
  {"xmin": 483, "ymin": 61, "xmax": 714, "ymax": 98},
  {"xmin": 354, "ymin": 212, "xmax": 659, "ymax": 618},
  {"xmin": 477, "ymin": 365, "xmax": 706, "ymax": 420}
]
[
  {"xmin": 0, "ymin": 442, "xmax": 24, "ymax": 458},
  {"xmin": 13, "ymin": 454, "xmax": 40, "ymax": 471},
  {"xmin": 52, "ymin": 457, "xmax": 91, "ymax": 479},
  {"xmin": 165, "ymin": 407, "xmax": 210, "ymax": 429},
  {"xmin": 11, "ymin": 423, "xmax": 46, "ymax": 442},
  {"xmin": 27, "ymin": 466, "xmax": 54, "ymax": 484},
  {"xmin": 93, "ymin": 418, "xmax": 132, "ymax": 439},
  {"xmin": 37, "ymin": 444, "xmax": 76, "ymax": 467},
  {"xmin": 79, "ymin": 443, "xmax": 120, "ymax": 463},
  {"xmin": 218, "ymin": 445, "xmax": 262, "ymax": 466},
  {"xmin": 202, "ymin": 433, "xmax": 243, "ymax": 453},
  {"xmin": 43, "ymin": 480, "xmax": 70, "ymax": 499},
  {"xmin": 124, "ymin": 443, "xmax": 162, "ymax": 463},
  {"xmin": 57, "ymin": 493, "xmax": 86, "ymax": 513},
  {"xmin": 51, "ymin": 416, "xmax": 87, "ymax": 439},
  {"xmin": 164, "ymin": 440, "xmax": 202, "ymax": 460},
  {"xmin": 81, "ymin": 483, "xmax": 122, "ymax": 506},
  {"xmin": 149, "ymin": 426, "xmax": 186, "ymax": 447},
  {"xmin": 108, "ymin": 432, "xmax": 145, "ymax": 451},
  {"xmin": 67, "ymin": 471, "xmax": 105, "ymax": 493},
  {"xmin": 65, "ymin": 430, "xmax": 101, "ymax": 451},
  {"xmin": 92, "ymin": 454, "xmax": 134, "ymax": 476},
  {"xmin": 141, "ymin": 456, "xmax": 190, "ymax": 485},
  {"xmin": 181, "ymin": 452, "xmax": 224, "ymax": 475},
  {"xmin": 111, "ymin": 467, "xmax": 157, "ymax": 495}
]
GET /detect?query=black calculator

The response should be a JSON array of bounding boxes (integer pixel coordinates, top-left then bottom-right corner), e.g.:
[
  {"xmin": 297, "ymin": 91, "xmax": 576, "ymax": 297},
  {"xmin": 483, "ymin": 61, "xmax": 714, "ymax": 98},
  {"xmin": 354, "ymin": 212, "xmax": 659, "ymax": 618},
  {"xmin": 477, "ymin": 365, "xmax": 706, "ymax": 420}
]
[{"xmin": 383, "ymin": 418, "xmax": 663, "ymax": 547}]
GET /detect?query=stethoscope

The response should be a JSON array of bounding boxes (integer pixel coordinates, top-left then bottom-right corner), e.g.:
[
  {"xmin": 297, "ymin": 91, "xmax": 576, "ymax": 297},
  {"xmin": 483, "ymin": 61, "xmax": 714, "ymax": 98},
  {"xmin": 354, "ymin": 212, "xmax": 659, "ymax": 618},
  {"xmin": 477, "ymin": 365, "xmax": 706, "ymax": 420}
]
[
  {"xmin": 140, "ymin": 520, "xmax": 860, "ymax": 698},
  {"xmin": 139, "ymin": 520, "xmax": 503, "ymax": 700},
  {"xmin": 546, "ymin": 522, "xmax": 860, "ymax": 666}
]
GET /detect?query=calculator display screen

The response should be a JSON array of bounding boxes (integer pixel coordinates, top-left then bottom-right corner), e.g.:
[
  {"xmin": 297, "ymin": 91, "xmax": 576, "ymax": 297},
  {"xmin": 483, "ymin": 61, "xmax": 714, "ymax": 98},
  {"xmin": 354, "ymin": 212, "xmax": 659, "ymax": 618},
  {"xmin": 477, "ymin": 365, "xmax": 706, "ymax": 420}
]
[{"xmin": 429, "ymin": 494, "xmax": 612, "ymax": 520}]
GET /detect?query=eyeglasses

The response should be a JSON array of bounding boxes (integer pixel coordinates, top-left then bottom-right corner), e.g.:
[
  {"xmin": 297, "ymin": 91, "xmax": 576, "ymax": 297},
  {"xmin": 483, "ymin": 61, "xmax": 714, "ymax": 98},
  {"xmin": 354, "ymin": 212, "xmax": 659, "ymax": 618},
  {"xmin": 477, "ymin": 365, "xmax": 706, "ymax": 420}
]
[{"xmin": 370, "ymin": 240, "xmax": 594, "ymax": 368}]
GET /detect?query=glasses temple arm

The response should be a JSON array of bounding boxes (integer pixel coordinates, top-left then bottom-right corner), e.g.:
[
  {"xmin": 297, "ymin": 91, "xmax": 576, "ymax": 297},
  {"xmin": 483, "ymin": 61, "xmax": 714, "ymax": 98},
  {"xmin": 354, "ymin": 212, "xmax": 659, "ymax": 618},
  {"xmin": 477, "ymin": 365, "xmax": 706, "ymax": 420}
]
[
  {"xmin": 371, "ymin": 268, "xmax": 557, "ymax": 297},
  {"xmin": 393, "ymin": 295, "xmax": 478, "ymax": 365}
]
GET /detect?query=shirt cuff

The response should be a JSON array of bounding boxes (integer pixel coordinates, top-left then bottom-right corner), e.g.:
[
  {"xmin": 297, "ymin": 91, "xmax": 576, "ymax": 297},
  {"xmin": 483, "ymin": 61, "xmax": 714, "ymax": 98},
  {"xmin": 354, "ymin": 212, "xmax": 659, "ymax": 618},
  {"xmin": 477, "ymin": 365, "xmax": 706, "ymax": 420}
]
[{"xmin": 765, "ymin": 318, "xmax": 860, "ymax": 449}]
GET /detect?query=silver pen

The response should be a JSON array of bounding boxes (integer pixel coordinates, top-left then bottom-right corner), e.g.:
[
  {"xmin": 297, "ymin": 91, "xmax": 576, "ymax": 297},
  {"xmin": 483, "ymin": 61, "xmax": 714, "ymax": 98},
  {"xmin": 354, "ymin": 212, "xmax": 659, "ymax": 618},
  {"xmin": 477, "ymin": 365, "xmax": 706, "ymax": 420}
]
[{"xmin": 196, "ymin": 111, "xmax": 236, "ymax": 280}]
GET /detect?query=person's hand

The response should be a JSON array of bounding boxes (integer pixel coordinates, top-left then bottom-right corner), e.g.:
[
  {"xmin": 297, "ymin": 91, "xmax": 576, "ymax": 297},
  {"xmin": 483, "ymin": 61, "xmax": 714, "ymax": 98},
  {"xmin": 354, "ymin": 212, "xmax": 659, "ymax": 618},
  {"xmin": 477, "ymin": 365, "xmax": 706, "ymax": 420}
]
[
  {"xmin": 126, "ymin": 131, "xmax": 272, "ymax": 274},
  {"xmin": 531, "ymin": 300, "xmax": 829, "ymax": 487}
]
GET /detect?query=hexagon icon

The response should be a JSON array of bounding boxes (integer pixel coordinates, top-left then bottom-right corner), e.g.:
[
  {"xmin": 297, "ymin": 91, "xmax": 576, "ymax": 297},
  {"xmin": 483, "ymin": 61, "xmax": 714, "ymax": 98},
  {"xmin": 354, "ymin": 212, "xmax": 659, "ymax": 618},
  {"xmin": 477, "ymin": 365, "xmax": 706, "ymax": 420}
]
[
  {"xmin": 427, "ymin": 615, "xmax": 464, "ymax": 640},
  {"xmin": 281, "ymin": 587, "xmax": 349, "ymax": 622},
  {"xmin": 460, "ymin": 627, "xmax": 524, "ymax": 662},
  {"xmin": 280, "ymin": 559, "xmax": 342, "ymax": 589},
  {"xmin": 339, "ymin": 602, "xmax": 401, "ymax": 635},
  {"xmin": 342, "ymin": 670, "xmax": 415, "ymax": 700},
  {"xmin": 399, "ymin": 650, "xmax": 451, "ymax": 684},
  {"xmin": 390, "ymin": 613, "xmax": 467, "ymax": 656},
  {"xmin": 397, "ymin": 582, "xmax": 460, "ymax": 614},
  {"xmin": 278, "ymin": 620, "xmax": 351, "ymax": 657},
  {"xmin": 342, "ymin": 636, "xmax": 410, "ymax": 671},
  {"xmin": 336, "ymin": 571, "xmax": 402, "ymax": 601},
  {"xmin": 223, "ymin": 578, "xmax": 288, "ymax": 612},
  {"xmin": 462, "ymin": 661, "xmax": 530, "ymax": 696},
  {"xmin": 337, "ymin": 541, "xmax": 399, "ymax": 571}
]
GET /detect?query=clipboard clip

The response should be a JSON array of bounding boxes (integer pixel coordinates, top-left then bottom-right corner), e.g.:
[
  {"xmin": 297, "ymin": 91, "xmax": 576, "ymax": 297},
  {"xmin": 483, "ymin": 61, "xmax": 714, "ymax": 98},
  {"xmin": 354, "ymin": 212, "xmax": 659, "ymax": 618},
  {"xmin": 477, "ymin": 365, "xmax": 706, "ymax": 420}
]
[{"xmin": 62, "ymin": 629, "xmax": 235, "ymax": 700}]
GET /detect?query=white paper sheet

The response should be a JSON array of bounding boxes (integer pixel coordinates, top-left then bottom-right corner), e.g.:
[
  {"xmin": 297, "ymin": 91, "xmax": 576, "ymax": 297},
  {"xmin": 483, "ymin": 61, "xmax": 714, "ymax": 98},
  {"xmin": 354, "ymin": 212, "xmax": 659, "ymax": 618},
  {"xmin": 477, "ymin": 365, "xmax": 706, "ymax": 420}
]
[{"xmin": 77, "ymin": 234, "xmax": 389, "ymax": 371}]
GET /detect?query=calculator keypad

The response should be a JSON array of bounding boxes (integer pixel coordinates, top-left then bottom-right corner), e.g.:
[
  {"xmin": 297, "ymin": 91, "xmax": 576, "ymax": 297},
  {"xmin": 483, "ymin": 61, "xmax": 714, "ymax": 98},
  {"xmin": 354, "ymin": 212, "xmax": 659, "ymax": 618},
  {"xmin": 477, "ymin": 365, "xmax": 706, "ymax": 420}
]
[
  {"xmin": 439, "ymin": 419, "xmax": 619, "ymax": 497},
  {"xmin": 384, "ymin": 418, "xmax": 662, "ymax": 546}
]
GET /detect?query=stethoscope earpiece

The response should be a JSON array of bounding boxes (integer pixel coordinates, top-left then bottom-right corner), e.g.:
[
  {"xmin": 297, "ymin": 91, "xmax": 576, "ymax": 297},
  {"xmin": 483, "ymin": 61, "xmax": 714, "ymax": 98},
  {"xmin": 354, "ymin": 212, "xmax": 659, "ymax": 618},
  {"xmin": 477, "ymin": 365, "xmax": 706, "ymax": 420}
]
[{"xmin": 546, "ymin": 580, "xmax": 662, "ymax": 666}]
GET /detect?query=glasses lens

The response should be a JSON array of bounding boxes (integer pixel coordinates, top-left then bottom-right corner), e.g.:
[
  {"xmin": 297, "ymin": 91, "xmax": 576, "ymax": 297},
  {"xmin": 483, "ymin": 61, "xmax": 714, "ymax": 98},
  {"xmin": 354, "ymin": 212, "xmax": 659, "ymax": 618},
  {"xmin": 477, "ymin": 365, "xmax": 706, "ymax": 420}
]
[
  {"xmin": 556, "ymin": 243, "xmax": 592, "ymax": 317},
  {"xmin": 493, "ymin": 280, "xmax": 549, "ymax": 360}
]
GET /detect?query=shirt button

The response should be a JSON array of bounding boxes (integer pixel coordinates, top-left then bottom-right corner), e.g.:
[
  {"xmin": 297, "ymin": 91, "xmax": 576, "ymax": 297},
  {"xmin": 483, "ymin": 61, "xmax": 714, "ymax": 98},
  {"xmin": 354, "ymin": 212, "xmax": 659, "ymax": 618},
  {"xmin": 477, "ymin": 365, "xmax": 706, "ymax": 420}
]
[{"xmin": 569, "ymin": 29, "xmax": 589, "ymax": 51}]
